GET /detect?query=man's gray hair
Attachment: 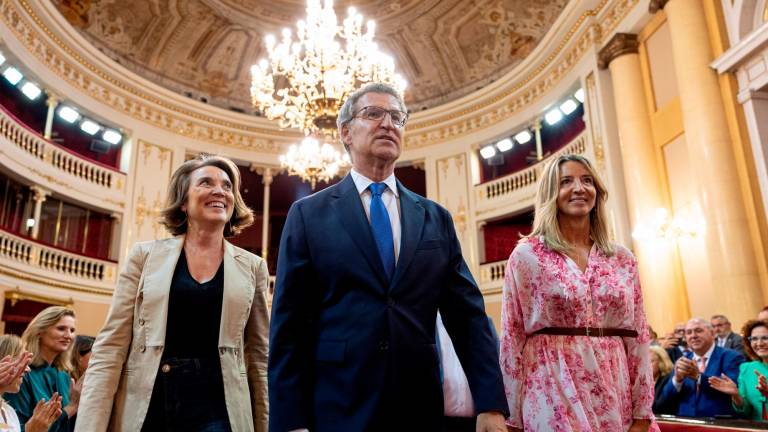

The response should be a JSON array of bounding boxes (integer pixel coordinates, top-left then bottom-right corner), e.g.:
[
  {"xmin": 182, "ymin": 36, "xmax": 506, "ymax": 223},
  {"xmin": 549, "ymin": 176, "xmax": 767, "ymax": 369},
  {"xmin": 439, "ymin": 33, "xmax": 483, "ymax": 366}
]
[
  {"xmin": 688, "ymin": 317, "xmax": 714, "ymax": 329},
  {"xmin": 336, "ymin": 82, "xmax": 407, "ymax": 134},
  {"xmin": 711, "ymin": 314, "xmax": 729, "ymax": 323}
]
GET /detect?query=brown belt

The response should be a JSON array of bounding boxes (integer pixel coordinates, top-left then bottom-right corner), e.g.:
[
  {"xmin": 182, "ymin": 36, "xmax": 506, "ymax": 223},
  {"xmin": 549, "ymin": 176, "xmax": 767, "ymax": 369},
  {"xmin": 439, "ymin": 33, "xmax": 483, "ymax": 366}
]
[{"xmin": 533, "ymin": 327, "xmax": 638, "ymax": 338}]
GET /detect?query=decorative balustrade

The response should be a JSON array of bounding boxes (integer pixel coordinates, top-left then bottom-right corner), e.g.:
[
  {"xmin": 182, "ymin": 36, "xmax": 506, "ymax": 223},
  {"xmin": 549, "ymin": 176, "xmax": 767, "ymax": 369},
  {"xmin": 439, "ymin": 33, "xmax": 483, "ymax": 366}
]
[
  {"xmin": 478, "ymin": 259, "xmax": 507, "ymax": 293},
  {"xmin": 0, "ymin": 105, "xmax": 126, "ymax": 211},
  {"xmin": 0, "ymin": 228, "xmax": 117, "ymax": 293},
  {"xmin": 475, "ymin": 131, "xmax": 589, "ymax": 220}
]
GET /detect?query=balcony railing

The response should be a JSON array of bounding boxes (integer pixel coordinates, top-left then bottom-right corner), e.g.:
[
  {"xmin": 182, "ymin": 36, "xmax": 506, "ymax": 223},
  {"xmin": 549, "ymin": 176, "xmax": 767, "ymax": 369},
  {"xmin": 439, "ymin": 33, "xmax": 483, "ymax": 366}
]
[
  {"xmin": 0, "ymin": 228, "xmax": 117, "ymax": 293},
  {"xmin": 475, "ymin": 131, "xmax": 589, "ymax": 220},
  {"xmin": 478, "ymin": 259, "xmax": 506, "ymax": 293},
  {"xmin": 0, "ymin": 105, "xmax": 127, "ymax": 211}
]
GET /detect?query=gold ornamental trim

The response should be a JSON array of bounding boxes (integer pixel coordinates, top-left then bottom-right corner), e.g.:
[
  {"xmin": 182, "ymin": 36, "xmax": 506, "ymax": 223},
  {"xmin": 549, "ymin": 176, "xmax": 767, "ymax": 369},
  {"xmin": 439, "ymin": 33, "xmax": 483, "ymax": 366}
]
[
  {"xmin": 0, "ymin": 0, "xmax": 638, "ymax": 151},
  {"xmin": 0, "ymin": 266, "xmax": 113, "ymax": 296}
]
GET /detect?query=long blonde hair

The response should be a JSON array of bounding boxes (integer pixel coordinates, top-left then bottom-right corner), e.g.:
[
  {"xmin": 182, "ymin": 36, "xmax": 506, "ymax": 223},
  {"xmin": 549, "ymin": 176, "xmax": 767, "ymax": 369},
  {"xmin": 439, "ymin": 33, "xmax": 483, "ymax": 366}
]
[
  {"xmin": 22, "ymin": 306, "xmax": 75, "ymax": 373},
  {"xmin": 525, "ymin": 154, "xmax": 614, "ymax": 256}
]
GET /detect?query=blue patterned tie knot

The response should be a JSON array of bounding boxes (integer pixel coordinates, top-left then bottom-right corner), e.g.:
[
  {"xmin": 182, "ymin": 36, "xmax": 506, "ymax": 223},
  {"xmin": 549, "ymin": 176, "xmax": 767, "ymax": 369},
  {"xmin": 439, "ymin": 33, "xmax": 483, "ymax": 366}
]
[{"xmin": 368, "ymin": 183, "xmax": 395, "ymax": 281}]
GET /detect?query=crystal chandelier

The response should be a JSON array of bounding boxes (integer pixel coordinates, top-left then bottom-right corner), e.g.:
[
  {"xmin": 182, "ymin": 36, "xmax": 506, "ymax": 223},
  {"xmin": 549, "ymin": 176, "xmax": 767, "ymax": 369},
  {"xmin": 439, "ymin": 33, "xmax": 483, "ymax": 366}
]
[
  {"xmin": 280, "ymin": 136, "xmax": 350, "ymax": 189},
  {"xmin": 250, "ymin": 0, "xmax": 406, "ymax": 188}
]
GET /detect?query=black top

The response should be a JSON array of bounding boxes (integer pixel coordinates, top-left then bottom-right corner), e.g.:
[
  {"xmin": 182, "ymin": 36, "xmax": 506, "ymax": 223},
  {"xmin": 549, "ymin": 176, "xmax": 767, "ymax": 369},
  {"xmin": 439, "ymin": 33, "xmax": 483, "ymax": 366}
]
[{"xmin": 163, "ymin": 252, "xmax": 224, "ymax": 359}]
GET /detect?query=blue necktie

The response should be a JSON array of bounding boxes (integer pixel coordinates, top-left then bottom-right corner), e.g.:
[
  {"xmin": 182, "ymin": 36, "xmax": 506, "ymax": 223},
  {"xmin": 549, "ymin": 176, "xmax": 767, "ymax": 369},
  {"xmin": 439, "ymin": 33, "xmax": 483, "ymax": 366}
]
[{"xmin": 368, "ymin": 183, "xmax": 395, "ymax": 281}]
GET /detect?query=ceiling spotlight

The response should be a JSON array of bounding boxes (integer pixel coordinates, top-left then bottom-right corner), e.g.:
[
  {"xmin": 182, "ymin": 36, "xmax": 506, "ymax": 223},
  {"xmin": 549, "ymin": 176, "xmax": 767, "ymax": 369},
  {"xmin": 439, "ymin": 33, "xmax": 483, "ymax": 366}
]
[
  {"xmin": 0, "ymin": 52, "xmax": 5, "ymax": 66},
  {"xmin": 102, "ymin": 129, "xmax": 122, "ymax": 144},
  {"xmin": 514, "ymin": 130, "xmax": 532, "ymax": 144},
  {"xmin": 57, "ymin": 106, "xmax": 80, "ymax": 123},
  {"xmin": 26, "ymin": 218, "xmax": 35, "ymax": 228},
  {"xmin": 480, "ymin": 145, "xmax": 497, "ymax": 160},
  {"xmin": 20, "ymin": 82, "xmax": 42, "ymax": 100},
  {"xmin": 80, "ymin": 120, "xmax": 101, "ymax": 135},
  {"xmin": 496, "ymin": 138, "xmax": 513, "ymax": 152},
  {"xmin": 560, "ymin": 99, "xmax": 578, "ymax": 115},
  {"xmin": 574, "ymin": 88, "xmax": 585, "ymax": 103},
  {"xmin": 2, "ymin": 67, "xmax": 23, "ymax": 85},
  {"xmin": 544, "ymin": 108, "xmax": 563, "ymax": 125}
]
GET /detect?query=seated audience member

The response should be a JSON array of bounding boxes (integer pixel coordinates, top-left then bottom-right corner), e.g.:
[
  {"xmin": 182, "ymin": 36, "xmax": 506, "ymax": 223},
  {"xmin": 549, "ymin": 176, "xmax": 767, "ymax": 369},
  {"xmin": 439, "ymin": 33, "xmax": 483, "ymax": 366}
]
[
  {"xmin": 710, "ymin": 319, "xmax": 768, "ymax": 420},
  {"xmin": 5, "ymin": 307, "xmax": 80, "ymax": 432},
  {"xmin": 663, "ymin": 322, "xmax": 689, "ymax": 363},
  {"xmin": 0, "ymin": 335, "xmax": 63, "ymax": 432},
  {"xmin": 712, "ymin": 314, "xmax": 745, "ymax": 356},
  {"xmin": 758, "ymin": 307, "xmax": 768, "ymax": 322},
  {"xmin": 660, "ymin": 317, "xmax": 745, "ymax": 417},
  {"xmin": 70, "ymin": 336, "xmax": 94, "ymax": 382},
  {"xmin": 650, "ymin": 345, "xmax": 678, "ymax": 415}
]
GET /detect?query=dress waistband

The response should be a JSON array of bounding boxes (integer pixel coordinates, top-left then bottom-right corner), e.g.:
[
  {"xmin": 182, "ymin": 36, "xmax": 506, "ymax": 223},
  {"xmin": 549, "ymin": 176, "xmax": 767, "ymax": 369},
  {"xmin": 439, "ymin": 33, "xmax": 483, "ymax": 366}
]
[{"xmin": 532, "ymin": 327, "xmax": 638, "ymax": 338}]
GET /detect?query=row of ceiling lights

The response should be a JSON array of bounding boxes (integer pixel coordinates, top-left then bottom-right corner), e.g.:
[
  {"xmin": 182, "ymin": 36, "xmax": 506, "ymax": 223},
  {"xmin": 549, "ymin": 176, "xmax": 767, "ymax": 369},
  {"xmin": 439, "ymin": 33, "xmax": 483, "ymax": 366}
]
[
  {"xmin": 480, "ymin": 87, "xmax": 585, "ymax": 160},
  {"xmin": 0, "ymin": 51, "xmax": 123, "ymax": 145}
]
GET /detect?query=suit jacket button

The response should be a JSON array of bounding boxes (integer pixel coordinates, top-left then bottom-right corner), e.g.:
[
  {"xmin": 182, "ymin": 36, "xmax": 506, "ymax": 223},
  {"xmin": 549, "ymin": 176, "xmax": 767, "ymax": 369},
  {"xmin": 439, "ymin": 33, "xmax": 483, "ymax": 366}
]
[
  {"xmin": 379, "ymin": 341, "xmax": 389, "ymax": 351},
  {"xmin": 139, "ymin": 318, "xmax": 145, "ymax": 326},
  {"xmin": 140, "ymin": 345, "xmax": 146, "ymax": 353},
  {"xmin": 161, "ymin": 364, "xmax": 171, "ymax": 373}
]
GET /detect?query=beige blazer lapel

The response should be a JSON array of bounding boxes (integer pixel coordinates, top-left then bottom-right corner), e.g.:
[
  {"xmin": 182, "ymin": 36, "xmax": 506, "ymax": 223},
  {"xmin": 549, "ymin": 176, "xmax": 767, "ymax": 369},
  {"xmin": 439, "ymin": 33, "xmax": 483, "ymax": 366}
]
[
  {"xmin": 141, "ymin": 236, "xmax": 184, "ymax": 347},
  {"xmin": 219, "ymin": 240, "xmax": 254, "ymax": 348}
]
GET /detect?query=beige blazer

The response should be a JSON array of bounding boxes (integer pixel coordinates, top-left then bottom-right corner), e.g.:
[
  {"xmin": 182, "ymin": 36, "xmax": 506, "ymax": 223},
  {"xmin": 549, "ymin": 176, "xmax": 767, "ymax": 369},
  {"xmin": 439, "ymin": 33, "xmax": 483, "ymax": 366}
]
[{"xmin": 75, "ymin": 236, "xmax": 270, "ymax": 432}]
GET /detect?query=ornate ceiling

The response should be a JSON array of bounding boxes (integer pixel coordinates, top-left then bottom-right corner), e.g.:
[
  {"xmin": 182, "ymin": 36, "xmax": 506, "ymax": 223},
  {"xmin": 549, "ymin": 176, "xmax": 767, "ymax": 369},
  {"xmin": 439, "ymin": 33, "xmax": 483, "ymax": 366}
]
[{"xmin": 52, "ymin": 0, "xmax": 568, "ymax": 114}]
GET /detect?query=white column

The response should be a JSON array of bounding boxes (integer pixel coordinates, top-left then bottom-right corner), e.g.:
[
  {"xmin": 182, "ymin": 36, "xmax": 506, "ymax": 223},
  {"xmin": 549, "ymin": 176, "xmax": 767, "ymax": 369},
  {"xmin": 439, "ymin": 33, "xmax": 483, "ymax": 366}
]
[
  {"xmin": 261, "ymin": 168, "xmax": 273, "ymax": 261},
  {"xmin": 29, "ymin": 185, "xmax": 49, "ymax": 239},
  {"xmin": 44, "ymin": 94, "xmax": 59, "ymax": 140}
]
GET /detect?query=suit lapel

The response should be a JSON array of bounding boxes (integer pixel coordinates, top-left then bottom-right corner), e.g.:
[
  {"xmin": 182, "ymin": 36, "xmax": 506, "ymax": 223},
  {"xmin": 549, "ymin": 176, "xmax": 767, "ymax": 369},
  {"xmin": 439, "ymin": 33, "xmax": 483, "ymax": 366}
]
[
  {"xmin": 704, "ymin": 346, "xmax": 722, "ymax": 376},
  {"xmin": 331, "ymin": 175, "xmax": 389, "ymax": 288},
  {"xmin": 142, "ymin": 236, "xmax": 184, "ymax": 346},
  {"xmin": 390, "ymin": 182, "xmax": 425, "ymax": 291},
  {"xmin": 219, "ymin": 241, "xmax": 252, "ymax": 348}
]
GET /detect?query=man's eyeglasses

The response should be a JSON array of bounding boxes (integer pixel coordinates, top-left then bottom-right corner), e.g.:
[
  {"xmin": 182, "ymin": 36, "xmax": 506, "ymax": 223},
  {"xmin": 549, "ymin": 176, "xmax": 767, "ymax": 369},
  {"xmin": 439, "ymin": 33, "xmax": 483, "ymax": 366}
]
[
  {"xmin": 748, "ymin": 336, "xmax": 768, "ymax": 343},
  {"xmin": 352, "ymin": 106, "xmax": 408, "ymax": 128}
]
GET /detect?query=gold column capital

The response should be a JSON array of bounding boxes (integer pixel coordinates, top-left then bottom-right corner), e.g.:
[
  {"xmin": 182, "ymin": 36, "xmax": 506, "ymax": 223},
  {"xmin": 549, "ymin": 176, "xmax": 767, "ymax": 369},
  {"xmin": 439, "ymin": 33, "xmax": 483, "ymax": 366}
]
[
  {"xmin": 45, "ymin": 92, "xmax": 62, "ymax": 107},
  {"xmin": 29, "ymin": 185, "xmax": 50, "ymax": 202},
  {"xmin": 649, "ymin": 0, "xmax": 670, "ymax": 14},
  {"xmin": 598, "ymin": 33, "xmax": 639, "ymax": 70}
]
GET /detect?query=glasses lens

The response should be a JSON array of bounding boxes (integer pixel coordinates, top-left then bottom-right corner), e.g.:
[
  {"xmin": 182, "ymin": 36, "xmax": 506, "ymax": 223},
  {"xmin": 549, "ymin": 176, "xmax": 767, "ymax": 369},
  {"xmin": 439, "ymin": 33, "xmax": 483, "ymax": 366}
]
[{"xmin": 363, "ymin": 107, "xmax": 386, "ymax": 120}]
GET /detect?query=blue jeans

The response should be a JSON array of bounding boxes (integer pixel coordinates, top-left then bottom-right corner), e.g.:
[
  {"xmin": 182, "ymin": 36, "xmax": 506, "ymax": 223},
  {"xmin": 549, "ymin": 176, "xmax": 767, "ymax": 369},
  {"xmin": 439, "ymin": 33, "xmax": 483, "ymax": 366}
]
[{"xmin": 142, "ymin": 357, "xmax": 231, "ymax": 432}]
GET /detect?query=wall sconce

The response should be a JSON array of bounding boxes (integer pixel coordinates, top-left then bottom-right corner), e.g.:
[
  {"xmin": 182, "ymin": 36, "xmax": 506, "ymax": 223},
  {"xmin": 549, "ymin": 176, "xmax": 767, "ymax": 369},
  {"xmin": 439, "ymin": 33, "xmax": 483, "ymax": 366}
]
[{"xmin": 631, "ymin": 208, "xmax": 705, "ymax": 242}]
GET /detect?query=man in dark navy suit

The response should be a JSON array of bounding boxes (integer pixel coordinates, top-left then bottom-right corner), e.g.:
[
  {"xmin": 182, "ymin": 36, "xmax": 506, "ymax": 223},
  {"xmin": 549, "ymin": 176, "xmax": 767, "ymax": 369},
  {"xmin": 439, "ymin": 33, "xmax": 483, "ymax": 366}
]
[
  {"xmin": 268, "ymin": 83, "xmax": 508, "ymax": 432},
  {"xmin": 660, "ymin": 318, "xmax": 745, "ymax": 417}
]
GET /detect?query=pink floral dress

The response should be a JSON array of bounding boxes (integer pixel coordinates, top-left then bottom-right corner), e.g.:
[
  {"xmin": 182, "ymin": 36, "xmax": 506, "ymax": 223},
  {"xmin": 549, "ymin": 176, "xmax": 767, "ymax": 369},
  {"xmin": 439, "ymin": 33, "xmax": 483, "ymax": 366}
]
[{"xmin": 500, "ymin": 237, "xmax": 658, "ymax": 431}]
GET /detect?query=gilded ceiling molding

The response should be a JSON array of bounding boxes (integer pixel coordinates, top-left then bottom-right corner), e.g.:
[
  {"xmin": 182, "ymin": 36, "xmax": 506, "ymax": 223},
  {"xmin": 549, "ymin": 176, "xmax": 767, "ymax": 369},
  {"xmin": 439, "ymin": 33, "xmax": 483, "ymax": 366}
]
[
  {"xmin": 649, "ymin": 0, "xmax": 670, "ymax": 14},
  {"xmin": 0, "ymin": 0, "xmax": 290, "ymax": 153},
  {"xmin": 0, "ymin": 0, "xmax": 639, "ymax": 152},
  {"xmin": 597, "ymin": 33, "xmax": 640, "ymax": 69}
]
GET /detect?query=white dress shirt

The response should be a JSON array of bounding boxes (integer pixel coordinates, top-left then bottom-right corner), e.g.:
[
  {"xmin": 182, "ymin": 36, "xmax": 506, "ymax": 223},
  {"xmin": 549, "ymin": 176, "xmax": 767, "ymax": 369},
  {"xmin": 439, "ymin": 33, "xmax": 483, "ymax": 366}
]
[
  {"xmin": 437, "ymin": 313, "xmax": 476, "ymax": 417},
  {"xmin": 350, "ymin": 169, "xmax": 402, "ymax": 262}
]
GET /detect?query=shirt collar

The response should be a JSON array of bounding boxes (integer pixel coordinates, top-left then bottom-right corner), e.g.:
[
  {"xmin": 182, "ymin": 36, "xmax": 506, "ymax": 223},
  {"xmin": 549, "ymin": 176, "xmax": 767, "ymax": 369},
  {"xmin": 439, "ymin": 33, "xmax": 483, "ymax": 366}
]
[
  {"xmin": 350, "ymin": 168, "xmax": 399, "ymax": 197},
  {"xmin": 693, "ymin": 342, "xmax": 716, "ymax": 361}
]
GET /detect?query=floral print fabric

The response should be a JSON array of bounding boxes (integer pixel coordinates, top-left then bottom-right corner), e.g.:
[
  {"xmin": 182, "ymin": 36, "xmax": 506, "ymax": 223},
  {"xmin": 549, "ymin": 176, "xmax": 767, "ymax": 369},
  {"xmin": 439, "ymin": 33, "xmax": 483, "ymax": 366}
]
[{"xmin": 500, "ymin": 237, "xmax": 658, "ymax": 431}]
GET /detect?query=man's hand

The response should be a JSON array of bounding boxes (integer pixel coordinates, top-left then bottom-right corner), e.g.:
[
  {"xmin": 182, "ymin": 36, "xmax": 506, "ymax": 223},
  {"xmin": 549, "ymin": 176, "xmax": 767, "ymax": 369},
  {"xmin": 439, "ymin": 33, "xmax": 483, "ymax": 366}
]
[
  {"xmin": 628, "ymin": 419, "xmax": 651, "ymax": 432},
  {"xmin": 475, "ymin": 411, "xmax": 506, "ymax": 432},
  {"xmin": 674, "ymin": 357, "xmax": 699, "ymax": 381},
  {"xmin": 661, "ymin": 334, "xmax": 679, "ymax": 350}
]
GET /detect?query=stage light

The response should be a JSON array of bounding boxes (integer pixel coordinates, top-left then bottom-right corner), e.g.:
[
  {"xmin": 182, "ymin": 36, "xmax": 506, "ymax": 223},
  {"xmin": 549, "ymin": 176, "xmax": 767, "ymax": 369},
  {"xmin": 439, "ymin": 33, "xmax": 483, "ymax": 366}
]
[
  {"xmin": 26, "ymin": 218, "xmax": 35, "ymax": 228},
  {"xmin": 560, "ymin": 99, "xmax": 578, "ymax": 115},
  {"xmin": 514, "ymin": 130, "xmax": 532, "ymax": 144},
  {"xmin": 57, "ymin": 106, "xmax": 80, "ymax": 123},
  {"xmin": 480, "ymin": 145, "xmax": 497, "ymax": 160},
  {"xmin": 102, "ymin": 129, "xmax": 122, "ymax": 144},
  {"xmin": 574, "ymin": 88, "xmax": 585, "ymax": 103},
  {"xmin": 3, "ymin": 67, "xmax": 23, "ymax": 85},
  {"xmin": 80, "ymin": 120, "xmax": 100, "ymax": 135},
  {"xmin": 495, "ymin": 138, "xmax": 513, "ymax": 152},
  {"xmin": 20, "ymin": 82, "xmax": 42, "ymax": 100},
  {"xmin": 544, "ymin": 108, "xmax": 563, "ymax": 125}
]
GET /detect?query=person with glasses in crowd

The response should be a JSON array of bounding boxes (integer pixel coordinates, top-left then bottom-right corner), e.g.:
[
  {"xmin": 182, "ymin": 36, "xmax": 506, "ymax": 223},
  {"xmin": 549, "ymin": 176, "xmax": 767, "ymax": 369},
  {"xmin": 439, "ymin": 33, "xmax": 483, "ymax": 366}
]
[
  {"xmin": 710, "ymin": 319, "xmax": 768, "ymax": 420},
  {"xmin": 269, "ymin": 82, "xmax": 508, "ymax": 432},
  {"xmin": 711, "ymin": 315, "xmax": 745, "ymax": 356}
]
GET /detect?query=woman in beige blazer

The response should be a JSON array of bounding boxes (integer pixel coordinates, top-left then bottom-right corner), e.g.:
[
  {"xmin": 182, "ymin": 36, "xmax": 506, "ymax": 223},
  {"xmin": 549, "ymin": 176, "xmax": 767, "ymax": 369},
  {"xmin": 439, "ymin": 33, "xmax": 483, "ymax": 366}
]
[{"xmin": 76, "ymin": 155, "xmax": 269, "ymax": 432}]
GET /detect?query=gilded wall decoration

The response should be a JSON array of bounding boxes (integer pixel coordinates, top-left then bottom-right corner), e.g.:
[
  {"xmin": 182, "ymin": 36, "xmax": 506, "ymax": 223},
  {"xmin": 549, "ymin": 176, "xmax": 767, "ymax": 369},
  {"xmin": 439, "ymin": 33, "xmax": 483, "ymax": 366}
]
[
  {"xmin": 132, "ymin": 140, "xmax": 173, "ymax": 242},
  {"xmin": 435, "ymin": 154, "xmax": 471, "ymax": 244}
]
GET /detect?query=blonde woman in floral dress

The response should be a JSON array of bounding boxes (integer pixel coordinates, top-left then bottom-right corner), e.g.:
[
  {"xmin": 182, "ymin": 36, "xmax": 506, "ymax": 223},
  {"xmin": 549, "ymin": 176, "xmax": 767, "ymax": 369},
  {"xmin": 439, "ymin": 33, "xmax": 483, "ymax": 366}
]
[{"xmin": 500, "ymin": 155, "xmax": 658, "ymax": 432}]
